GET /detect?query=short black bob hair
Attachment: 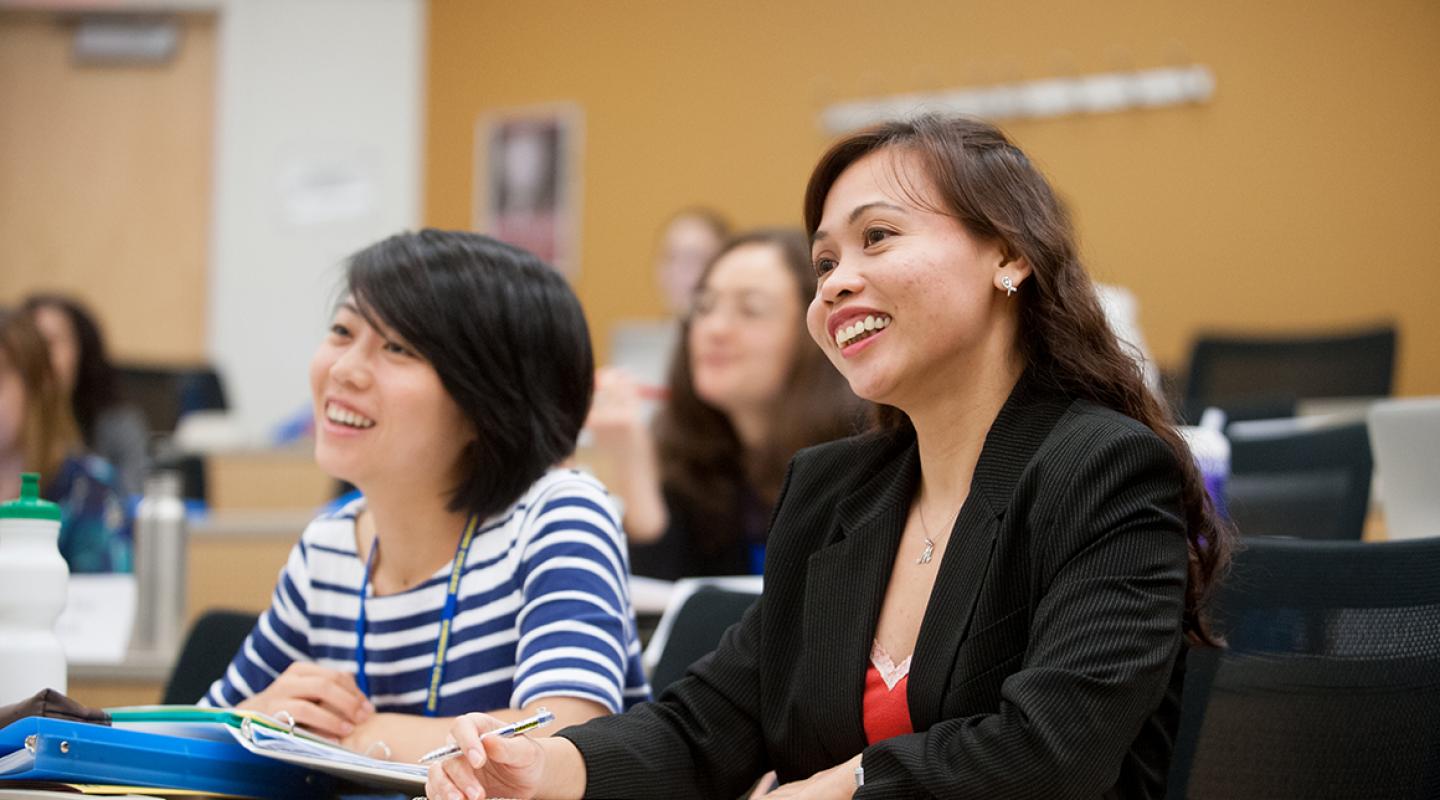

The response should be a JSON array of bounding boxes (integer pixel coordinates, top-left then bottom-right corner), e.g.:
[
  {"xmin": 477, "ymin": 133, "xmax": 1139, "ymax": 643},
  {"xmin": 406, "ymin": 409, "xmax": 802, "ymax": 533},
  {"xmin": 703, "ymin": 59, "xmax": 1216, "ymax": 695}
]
[{"xmin": 342, "ymin": 229, "xmax": 594, "ymax": 521}]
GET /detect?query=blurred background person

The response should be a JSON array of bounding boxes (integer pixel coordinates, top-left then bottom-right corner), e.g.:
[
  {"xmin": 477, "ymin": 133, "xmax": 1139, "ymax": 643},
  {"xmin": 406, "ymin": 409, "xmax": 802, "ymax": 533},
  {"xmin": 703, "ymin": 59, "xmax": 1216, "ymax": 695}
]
[
  {"xmin": 24, "ymin": 294, "xmax": 151, "ymax": 497},
  {"xmin": 0, "ymin": 308, "xmax": 132, "ymax": 573},
  {"xmin": 655, "ymin": 208, "xmax": 730, "ymax": 317},
  {"xmin": 606, "ymin": 208, "xmax": 732, "ymax": 395},
  {"xmin": 588, "ymin": 229, "xmax": 867, "ymax": 579}
]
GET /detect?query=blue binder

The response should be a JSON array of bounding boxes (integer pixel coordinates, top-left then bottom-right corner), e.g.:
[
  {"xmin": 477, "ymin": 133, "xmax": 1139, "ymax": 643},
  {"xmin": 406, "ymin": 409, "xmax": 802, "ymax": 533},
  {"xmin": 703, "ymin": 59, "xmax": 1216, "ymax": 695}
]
[{"xmin": 0, "ymin": 716, "xmax": 333, "ymax": 798}]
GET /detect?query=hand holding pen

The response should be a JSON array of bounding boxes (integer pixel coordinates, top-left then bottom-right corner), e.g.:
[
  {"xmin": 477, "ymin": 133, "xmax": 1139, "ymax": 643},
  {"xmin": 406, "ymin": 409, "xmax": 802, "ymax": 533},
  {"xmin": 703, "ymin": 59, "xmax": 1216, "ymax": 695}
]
[
  {"xmin": 424, "ymin": 708, "xmax": 555, "ymax": 800},
  {"xmin": 420, "ymin": 707, "xmax": 555, "ymax": 764}
]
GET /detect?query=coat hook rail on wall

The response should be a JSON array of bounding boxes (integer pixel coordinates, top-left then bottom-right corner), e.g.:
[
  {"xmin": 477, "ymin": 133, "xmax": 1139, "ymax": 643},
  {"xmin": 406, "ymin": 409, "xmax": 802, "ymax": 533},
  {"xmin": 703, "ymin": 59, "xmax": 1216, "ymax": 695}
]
[{"xmin": 820, "ymin": 64, "xmax": 1215, "ymax": 134}]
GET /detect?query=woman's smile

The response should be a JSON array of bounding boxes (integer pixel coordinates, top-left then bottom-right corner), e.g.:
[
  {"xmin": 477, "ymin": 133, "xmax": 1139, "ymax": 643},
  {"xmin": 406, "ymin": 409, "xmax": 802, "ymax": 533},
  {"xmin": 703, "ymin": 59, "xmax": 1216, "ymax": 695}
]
[{"xmin": 322, "ymin": 399, "xmax": 376, "ymax": 431}]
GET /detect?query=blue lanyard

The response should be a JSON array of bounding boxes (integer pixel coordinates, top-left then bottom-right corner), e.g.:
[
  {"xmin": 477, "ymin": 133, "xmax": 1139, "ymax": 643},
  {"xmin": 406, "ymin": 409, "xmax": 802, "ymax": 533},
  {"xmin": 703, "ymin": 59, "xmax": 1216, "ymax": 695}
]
[{"xmin": 354, "ymin": 512, "xmax": 480, "ymax": 716}]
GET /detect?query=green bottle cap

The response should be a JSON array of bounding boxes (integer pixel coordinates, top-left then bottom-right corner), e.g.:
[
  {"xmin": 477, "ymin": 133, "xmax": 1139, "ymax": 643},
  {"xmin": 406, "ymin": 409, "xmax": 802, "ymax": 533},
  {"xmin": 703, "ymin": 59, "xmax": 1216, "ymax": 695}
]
[{"xmin": 0, "ymin": 473, "xmax": 62, "ymax": 522}]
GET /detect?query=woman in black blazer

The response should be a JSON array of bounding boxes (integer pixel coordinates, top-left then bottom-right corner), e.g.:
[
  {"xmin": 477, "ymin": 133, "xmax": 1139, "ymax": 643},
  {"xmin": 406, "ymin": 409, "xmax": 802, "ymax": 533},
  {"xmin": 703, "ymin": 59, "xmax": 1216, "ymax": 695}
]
[{"xmin": 427, "ymin": 115, "xmax": 1231, "ymax": 800}]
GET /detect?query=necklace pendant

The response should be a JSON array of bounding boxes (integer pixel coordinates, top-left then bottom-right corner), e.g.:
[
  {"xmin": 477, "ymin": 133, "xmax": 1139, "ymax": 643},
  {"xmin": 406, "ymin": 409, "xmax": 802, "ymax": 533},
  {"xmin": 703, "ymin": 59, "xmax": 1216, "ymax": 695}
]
[{"xmin": 917, "ymin": 537, "xmax": 935, "ymax": 565}]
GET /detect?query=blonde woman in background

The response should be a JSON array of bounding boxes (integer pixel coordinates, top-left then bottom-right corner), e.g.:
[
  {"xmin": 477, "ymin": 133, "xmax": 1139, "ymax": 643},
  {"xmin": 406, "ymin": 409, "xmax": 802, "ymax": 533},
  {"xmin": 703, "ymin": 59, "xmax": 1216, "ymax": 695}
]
[{"xmin": 0, "ymin": 308, "xmax": 131, "ymax": 573}]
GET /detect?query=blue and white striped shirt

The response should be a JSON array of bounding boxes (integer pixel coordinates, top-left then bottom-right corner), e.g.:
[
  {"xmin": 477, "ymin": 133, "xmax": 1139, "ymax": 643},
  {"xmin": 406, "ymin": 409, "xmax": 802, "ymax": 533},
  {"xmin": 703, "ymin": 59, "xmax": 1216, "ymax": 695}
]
[{"xmin": 202, "ymin": 468, "xmax": 650, "ymax": 715}]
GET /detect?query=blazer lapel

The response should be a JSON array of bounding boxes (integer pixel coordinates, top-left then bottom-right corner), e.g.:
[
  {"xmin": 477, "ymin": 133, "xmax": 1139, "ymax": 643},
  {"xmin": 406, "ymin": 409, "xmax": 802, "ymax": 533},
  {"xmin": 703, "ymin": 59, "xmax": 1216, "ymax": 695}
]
[
  {"xmin": 802, "ymin": 433, "xmax": 918, "ymax": 763},
  {"xmin": 908, "ymin": 371, "xmax": 1073, "ymax": 730},
  {"xmin": 907, "ymin": 500, "xmax": 999, "ymax": 730}
]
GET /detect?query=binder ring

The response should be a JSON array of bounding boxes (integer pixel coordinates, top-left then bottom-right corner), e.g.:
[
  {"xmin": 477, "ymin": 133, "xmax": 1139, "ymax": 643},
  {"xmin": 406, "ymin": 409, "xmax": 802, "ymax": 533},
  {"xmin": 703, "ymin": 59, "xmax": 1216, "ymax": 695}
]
[
  {"xmin": 365, "ymin": 739, "xmax": 392, "ymax": 760},
  {"xmin": 275, "ymin": 709, "xmax": 297, "ymax": 735}
]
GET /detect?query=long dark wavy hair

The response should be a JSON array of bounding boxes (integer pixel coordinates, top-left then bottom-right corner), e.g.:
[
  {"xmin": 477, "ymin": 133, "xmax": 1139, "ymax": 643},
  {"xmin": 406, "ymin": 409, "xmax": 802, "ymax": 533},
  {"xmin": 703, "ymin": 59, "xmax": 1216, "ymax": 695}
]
[
  {"xmin": 803, "ymin": 115, "xmax": 1232, "ymax": 646},
  {"xmin": 22, "ymin": 295, "xmax": 121, "ymax": 449},
  {"xmin": 655, "ymin": 229, "xmax": 866, "ymax": 556}
]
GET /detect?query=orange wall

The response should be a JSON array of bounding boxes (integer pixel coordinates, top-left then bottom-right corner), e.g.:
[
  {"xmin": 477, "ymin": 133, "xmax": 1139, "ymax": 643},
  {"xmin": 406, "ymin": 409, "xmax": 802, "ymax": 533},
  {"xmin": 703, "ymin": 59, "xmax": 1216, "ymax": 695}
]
[{"xmin": 425, "ymin": 0, "xmax": 1440, "ymax": 395}]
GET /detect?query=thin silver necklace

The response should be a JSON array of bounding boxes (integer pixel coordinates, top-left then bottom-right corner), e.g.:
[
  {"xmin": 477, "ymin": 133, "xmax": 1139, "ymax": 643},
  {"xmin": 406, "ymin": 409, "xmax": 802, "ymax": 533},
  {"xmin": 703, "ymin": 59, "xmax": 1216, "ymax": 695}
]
[{"xmin": 916, "ymin": 502, "xmax": 944, "ymax": 565}]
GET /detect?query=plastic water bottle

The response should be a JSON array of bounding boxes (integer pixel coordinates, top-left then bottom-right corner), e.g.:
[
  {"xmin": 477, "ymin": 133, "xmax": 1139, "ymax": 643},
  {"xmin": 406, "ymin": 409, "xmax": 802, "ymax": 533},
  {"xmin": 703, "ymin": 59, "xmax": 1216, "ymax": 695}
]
[
  {"xmin": 1180, "ymin": 407, "xmax": 1230, "ymax": 518},
  {"xmin": 0, "ymin": 473, "xmax": 69, "ymax": 703},
  {"xmin": 131, "ymin": 470, "xmax": 188, "ymax": 655}
]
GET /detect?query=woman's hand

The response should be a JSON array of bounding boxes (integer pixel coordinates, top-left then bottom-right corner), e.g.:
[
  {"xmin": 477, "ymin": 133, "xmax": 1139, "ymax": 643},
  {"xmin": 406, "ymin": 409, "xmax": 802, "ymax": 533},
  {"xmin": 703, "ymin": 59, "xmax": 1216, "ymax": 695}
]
[
  {"xmin": 582, "ymin": 367, "xmax": 669, "ymax": 543},
  {"xmin": 585, "ymin": 367, "xmax": 649, "ymax": 452},
  {"xmin": 426, "ymin": 712, "xmax": 547, "ymax": 800},
  {"xmin": 762, "ymin": 755, "xmax": 862, "ymax": 799},
  {"xmin": 235, "ymin": 662, "xmax": 374, "ymax": 740},
  {"xmin": 341, "ymin": 712, "xmax": 455, "ymax": 764}
]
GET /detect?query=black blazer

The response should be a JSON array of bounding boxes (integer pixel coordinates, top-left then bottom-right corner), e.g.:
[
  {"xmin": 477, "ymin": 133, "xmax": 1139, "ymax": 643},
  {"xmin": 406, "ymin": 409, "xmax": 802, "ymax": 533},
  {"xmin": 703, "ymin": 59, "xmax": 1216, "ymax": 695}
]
[{"xmin": 563, "ymin": 375, "xmax": 1190, "ymax": 799}]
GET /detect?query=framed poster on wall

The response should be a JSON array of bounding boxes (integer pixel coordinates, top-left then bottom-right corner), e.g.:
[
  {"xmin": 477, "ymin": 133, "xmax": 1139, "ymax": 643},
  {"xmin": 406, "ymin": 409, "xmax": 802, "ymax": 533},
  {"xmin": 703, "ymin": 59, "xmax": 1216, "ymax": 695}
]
[{"xmin": 473, "ymin": 104, "xmax": 584, "ymax": 278}]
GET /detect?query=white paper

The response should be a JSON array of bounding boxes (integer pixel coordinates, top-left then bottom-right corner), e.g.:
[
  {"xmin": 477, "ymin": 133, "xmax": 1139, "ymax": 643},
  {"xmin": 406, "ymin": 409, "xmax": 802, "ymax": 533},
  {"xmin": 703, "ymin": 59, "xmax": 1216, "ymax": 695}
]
[
  {"xmin": 227, "ymin": 722, "xmax": 426, "ymax": 792},
  {"xmin": 628, "ymin": 574, "xmax": 677, "ymax": 617},
  {"xmin": 56, "ymin": 574, "xmax": 137, "ymax": 663},
  {"xmin": 277, "ymin": 150, "xmax": 378, "ymax": 227}
]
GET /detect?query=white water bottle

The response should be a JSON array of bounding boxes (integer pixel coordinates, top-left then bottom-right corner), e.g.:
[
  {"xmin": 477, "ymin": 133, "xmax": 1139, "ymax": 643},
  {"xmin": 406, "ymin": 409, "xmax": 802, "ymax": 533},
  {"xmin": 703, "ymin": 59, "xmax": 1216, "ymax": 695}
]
[
  {"xmin": 0, "ymin": 472, "xmax": 69, "ymax": 703},
  {"xmin": 1180, "ymin": 407, "xmax": 1231, "ymax": 518}
]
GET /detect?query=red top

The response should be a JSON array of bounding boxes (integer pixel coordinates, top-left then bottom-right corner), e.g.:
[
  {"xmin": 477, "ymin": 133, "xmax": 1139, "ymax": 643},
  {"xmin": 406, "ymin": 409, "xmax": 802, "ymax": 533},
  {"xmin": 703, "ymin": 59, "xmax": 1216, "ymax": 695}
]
[{"xmin": 862, "ymin": 643, "xmax": 915, "ymax": 744}]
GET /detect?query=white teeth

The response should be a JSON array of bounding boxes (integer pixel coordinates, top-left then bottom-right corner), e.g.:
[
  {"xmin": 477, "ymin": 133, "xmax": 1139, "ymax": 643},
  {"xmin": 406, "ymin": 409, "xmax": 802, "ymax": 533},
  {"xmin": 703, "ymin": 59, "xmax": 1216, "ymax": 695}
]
[
  {"xmin": 326, "ymin": 403, "xmax": 375, "ymax": 429},
  {"xmin": 835, "ymin": 314, "xmax": 892, "ymax": 346}
]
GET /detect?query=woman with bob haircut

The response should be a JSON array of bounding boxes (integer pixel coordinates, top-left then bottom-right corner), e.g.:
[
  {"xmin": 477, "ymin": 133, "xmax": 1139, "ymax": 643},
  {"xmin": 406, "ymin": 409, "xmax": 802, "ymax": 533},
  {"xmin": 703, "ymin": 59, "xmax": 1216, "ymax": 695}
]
[
  {"xmin": 0, "ymin": 308, "xmax": 132, "ymax": 573},
  {"xmin": 591, "ymin": 228, "xmax": 865, "ymax": 579},
  {"xmin": 202, "ymin": 230, "xmax": 649, "ymax": 762},
  {"xmin": 427, "ymin": 116, "xmax": 1231, "ymax": 799}
]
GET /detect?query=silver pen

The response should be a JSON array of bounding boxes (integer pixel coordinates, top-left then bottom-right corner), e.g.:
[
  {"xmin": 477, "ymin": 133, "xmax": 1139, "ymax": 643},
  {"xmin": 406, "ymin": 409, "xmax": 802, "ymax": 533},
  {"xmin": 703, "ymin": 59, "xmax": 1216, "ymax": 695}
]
[{"xmin": 418, "ymin": 707, "xmax": 555, "ymax": 765}]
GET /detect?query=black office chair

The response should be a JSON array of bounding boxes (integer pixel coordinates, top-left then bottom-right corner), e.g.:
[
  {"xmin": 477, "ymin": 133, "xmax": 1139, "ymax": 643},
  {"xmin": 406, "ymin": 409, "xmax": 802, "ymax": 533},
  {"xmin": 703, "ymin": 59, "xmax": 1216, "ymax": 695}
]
[
  {"xmin": 117, "ymin": 364, "xmax": 230, "ymax": 435},
  {"xmin": 142, "ymin": 452, "xmax": 208, "ymax": 505},
  {"xmin": 1181, "ymin": 325, "xmax": 1396, "ymax": 424},
  {"xmin": 648, "ymin": 586, "xmax": 760, "ymax": 698},
  {"xmin": 1169, "ymin": 537, "xmax": 1440, "ymax": 799},
  {"xmin": 161, "ymin": 609, "xmax": 259, "ymax": 705},
  {"xmin": 1225, "ymin": 418, "xmax": 1373, "ymax": 540}
]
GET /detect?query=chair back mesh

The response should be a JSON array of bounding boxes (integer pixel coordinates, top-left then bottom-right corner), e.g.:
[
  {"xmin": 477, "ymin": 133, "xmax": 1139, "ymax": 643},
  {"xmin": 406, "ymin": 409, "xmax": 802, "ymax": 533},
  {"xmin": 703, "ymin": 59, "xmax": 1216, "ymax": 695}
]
[
  {"xmin": 649, "ymin": 587, "xmax": 759, "ymax": 698},
  {"xmin": 1183, "ymin": 326, "xmax": 1396, "ymax": 423},
  {"xmin": 161, "ymin": 609, "xmax": 259, "ymax": 705},
  {"xmin": 1171, "ymin": 537, "xmax": 1440, "ymax": 799},
  {"xmin": 1226, "ymin": 420, "xmax": 1372, "ymax": 540},
  {"xmin": 117, "ymin": 364, "xmax": 230, "ymax": 435}
]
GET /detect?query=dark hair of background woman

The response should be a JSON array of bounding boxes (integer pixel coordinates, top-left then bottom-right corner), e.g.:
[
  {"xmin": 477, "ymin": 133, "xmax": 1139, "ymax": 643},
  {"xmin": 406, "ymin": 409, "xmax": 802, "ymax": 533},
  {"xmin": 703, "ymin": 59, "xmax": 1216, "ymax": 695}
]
[
  {"xmin": 802, "ymin": 115, "xmax": 1233, "ymax": 647},
  {"xmin": 654, "ymin": 228, "xmax": 866, "ymax": 557},
  {"xmin": 344, "ymin": 229, "xmax": 594, "ymax": 522},
  {"xmin": 20, "ymin": 295, "xmax": 120, "ymax": 449}
]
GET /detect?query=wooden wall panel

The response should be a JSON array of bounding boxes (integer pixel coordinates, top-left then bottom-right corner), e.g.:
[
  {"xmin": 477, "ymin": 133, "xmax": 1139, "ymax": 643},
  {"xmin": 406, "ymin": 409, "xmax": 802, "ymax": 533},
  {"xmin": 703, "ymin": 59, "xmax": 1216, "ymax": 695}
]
[{"xmin": 0, "ymin": 11, "xmax": 214, "ymax": 363}]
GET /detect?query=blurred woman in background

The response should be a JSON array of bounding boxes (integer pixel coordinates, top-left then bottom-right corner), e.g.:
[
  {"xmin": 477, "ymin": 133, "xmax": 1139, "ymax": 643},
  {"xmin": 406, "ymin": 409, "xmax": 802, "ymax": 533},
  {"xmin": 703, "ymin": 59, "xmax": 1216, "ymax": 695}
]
[
  {"xmin": 0, "ymin": 308, "xmax": 132, "ymax": 573},
  {"xmin": 23, "ymin": 294, "xmax": 150, "ymax": 497},
  {"xmin": 588, "ymin": 229, "xmax": 866, "ymax": 579}
]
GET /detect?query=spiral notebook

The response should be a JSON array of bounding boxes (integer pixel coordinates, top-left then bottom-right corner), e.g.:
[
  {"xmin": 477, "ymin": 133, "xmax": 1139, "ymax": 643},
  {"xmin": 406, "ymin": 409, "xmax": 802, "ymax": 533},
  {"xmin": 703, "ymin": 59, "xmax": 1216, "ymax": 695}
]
[{"xmin": 107, "ymin": 706, "xmax": 426, "ymax": 793}]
